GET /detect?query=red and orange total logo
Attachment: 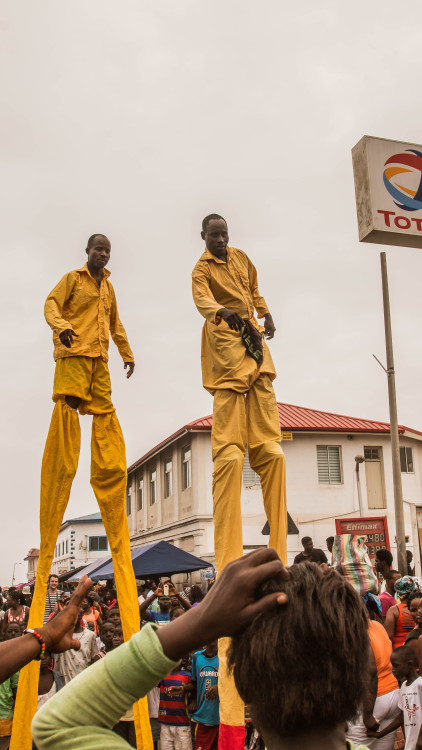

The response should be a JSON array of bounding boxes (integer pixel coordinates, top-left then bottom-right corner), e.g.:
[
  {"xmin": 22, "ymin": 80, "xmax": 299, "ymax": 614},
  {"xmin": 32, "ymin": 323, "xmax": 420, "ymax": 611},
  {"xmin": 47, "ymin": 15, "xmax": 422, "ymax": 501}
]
[{"xmin": 378, "ymin": 150, "xmax": 422, "ymax": 231}]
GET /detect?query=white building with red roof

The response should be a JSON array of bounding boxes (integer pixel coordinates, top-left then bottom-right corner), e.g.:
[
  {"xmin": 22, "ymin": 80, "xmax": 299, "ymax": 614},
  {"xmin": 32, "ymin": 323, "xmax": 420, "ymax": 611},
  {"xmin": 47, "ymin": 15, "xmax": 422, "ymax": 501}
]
[{"xmin": 125, "ymin": 403, "xmax": 422, "ymax": 570}]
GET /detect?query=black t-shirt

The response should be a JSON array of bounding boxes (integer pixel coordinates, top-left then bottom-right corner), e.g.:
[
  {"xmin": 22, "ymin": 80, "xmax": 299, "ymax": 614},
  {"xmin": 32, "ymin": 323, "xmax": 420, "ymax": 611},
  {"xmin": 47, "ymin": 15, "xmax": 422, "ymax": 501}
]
[
  {"xmin": 406, "ymin": 628, "xmax": 422, "ymax": 644},
  {"xmin": 293, "ymin": 549, "xmax": 328, "ymax": 565}
]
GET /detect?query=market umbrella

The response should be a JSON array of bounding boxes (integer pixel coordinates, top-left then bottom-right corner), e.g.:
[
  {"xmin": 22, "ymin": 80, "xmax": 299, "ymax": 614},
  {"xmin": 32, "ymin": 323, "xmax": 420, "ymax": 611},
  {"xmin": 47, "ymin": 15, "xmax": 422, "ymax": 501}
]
[{"xmin": 68, "ymin": 540, "xmax": 213, "ymax": 581}]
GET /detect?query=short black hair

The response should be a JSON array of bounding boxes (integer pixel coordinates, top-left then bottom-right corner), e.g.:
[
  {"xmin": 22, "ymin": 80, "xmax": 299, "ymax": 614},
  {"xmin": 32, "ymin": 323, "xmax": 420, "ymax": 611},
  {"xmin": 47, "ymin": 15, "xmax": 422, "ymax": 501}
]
[
  {"xmin": 384, "ymin": 569, "xmax": 400, "ymax": 581},
  {"xmin": 326, "ymin": 536, "xmax": 334, "ymax": 545},
  {"xmin": 228, "ymin": 564, "xmax": 368, "ymax": 736},
  {"xmin": 301, "ymin": 536, "xmax": 312, "ymax": 545},
  {"xmin": 201, "ymin": 214, "xmax": 226, "ymax": 232},
  {"xmin": 86, "ymin": 233, "xmax": 107, "ymax": 249},
  {"xmin": 393, "ymin": 645, "xmax": 418, "ymax": 665},
  {"xmin": 375, "ymin": 549, "xmax": 393, "ymax": 566},
  {"xmin": 48, "ymin": 574, "xmax": 59, "ymax": 582}
]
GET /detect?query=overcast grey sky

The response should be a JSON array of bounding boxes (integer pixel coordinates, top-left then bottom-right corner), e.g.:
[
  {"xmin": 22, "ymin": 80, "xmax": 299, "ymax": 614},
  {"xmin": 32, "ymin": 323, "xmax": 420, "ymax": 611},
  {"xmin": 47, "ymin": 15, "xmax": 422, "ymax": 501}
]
[{"xmin": 1, "ymin": 1, "xmax": 421, "ymax": 583}]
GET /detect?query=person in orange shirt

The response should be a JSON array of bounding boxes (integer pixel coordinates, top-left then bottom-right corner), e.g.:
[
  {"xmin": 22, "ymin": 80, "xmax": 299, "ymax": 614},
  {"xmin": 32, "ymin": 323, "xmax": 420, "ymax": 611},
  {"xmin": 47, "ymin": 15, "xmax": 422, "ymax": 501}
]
[
  {"xmin": 12, "ymin": 235, "xmax": 151, "ymax": 750},
  {"xmin": 192, "ymin": 214, "xmax": 287, "ymax": 749},
  {"xmin": 347, "ymin": 618, "xmax": 400, "ymax": 749}
]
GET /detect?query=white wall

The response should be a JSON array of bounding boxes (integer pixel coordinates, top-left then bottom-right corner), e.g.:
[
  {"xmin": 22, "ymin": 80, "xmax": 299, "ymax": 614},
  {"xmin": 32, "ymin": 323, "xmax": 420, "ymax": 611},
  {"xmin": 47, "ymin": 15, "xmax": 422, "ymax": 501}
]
[
  {"xmin": 51, "ymin": 520, "xmax": 107, "ymax": 574},
  {"xmin": 127, "ymin": 429, "xmax": 422, "ymax": 570}
]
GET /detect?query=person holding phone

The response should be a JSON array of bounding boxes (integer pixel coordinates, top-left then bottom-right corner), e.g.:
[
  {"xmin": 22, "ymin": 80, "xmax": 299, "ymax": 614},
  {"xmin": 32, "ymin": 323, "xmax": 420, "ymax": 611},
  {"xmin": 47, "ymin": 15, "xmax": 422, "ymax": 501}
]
[
  {"xmin": 139, "ymin": 584, "xmax": 173, "ymax": 625},
  {"xmin": 162, "ymin": 580, "xmax": 192, "ymax": 614},
  {"xmin": 140, "ymin": 582, "xmax": 191, "ymax": 625}
]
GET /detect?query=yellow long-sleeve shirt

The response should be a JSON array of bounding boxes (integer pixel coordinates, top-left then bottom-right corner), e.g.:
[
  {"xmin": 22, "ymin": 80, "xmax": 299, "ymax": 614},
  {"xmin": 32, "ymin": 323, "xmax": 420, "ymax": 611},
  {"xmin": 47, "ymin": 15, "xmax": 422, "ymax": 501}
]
[
  {"xmin": 45, "ymin": 264, "xmax": 134, "ymax": 363},
  {"xmin": 192, "ymin": 246, "xmax": 276, "ymax": 394}
]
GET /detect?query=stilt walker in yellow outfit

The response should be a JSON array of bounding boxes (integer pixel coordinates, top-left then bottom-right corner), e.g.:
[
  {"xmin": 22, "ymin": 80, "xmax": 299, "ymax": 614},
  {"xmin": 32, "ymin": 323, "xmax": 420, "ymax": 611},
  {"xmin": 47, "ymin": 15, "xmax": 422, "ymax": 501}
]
[
  {"xmin": 11, "ymin": 235, "xmax": 152, "ymax": 750},
  {"xmin": 192, "ymin": 215, "xmax": 287, "ymax": 750}
]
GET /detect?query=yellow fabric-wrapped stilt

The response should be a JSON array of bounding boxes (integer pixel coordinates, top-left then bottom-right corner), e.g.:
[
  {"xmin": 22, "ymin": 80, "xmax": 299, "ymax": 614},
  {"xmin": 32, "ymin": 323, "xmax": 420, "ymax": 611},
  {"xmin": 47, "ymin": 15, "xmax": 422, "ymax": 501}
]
[
  {"xmin": 212, "ymin": 374, "xmax": 287, "ymax": 741},
  {"xmin": 11, "ymin": 400, "xmax": 81, "ymax": 750},
  {"xmin": 11, "ymin": 401, "xmax": 152, "ymax": 750},
  {"xmin": 90, "ymin": 412, "xmax": 152, "ymax": 749}
]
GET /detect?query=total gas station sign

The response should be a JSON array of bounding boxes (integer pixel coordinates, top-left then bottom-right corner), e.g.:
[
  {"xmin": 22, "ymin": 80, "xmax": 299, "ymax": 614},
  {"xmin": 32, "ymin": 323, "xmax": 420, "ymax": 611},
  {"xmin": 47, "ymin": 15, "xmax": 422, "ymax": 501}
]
[{"xmin": 352, "ymin": 135, "xmax": 422, "ymax": 248}]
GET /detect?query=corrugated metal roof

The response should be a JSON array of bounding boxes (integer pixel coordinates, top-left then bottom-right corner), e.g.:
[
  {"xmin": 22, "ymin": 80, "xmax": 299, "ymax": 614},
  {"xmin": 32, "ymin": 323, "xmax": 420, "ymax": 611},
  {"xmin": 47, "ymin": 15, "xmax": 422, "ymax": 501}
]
[
  {"xmin": 60, "ymin": 512, "xmax": 103, "ymax": 529},
  {"xmin": 276, "ymin": 403, "xmax": 392, "ymax": 432},
  {"xmin": 127, "ymin": 402, "xmax": 422, "ymax": 472}
]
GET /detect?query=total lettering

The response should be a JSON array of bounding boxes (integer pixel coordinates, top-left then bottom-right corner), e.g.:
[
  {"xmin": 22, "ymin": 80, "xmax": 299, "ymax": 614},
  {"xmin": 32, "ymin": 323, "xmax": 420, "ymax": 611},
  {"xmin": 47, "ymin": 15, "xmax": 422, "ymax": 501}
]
[{"xmin": 377, "ymin": 209, "xmax": 422, "ymax": 231}]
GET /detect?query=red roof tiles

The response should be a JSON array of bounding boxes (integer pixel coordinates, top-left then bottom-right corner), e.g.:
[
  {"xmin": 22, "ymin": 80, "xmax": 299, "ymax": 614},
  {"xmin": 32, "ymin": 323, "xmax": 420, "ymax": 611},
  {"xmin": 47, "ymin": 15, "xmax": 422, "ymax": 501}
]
[{"xmin": 127, "ymin": 402, "xmax": 421, "ymax": 471}]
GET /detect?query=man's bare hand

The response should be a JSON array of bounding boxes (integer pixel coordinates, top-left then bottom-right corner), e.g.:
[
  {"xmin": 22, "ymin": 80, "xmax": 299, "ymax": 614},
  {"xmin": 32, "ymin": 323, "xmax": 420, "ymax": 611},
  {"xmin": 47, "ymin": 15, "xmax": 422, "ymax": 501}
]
[
  {"xmin": 37, "ymin": 575, "xmax": 92, "ymax": 653},
  {"xmin": 205, "ymin": 685, "xmax": 218, "ymax": 701},
  {"xmin": 263, "ymin": 313, "xmax": 276, "ymax": 339},
  {"xmin": 59, "ymin": 329, "xmax": 79, "ymax": 348},
  {"xmin": 217, "ymin": 308, "xmax": 244, "ymax": 332},
  {"xmin": 124, "ymin": 362, "xmax": 135, "ymax": 378}
]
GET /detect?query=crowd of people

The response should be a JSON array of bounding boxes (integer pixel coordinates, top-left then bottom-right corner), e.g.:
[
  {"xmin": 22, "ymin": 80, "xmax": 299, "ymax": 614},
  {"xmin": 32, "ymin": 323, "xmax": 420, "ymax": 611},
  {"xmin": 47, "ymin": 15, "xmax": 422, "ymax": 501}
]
[
  {"xmin": 1, "ymin": 542, "xmax": 422, "ymax": 749},
  {"xmin": 0, "ymin": 573, "xmax": 210, "ymax": 749}
]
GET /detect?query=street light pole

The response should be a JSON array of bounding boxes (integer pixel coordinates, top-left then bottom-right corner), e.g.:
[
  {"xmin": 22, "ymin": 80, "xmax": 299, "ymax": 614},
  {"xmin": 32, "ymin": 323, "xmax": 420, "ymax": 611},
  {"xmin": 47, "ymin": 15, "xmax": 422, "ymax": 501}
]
[
  {"xmin": 380, "ymin": 252, "xmax": 407, "ymax": 577},
  {"xmin": 12, "ymin": 562, "xmax": 22, "ymax": 586},
  {"xmin": 355, "ymin": 455, "xmax": 365, "ymax": 516}
]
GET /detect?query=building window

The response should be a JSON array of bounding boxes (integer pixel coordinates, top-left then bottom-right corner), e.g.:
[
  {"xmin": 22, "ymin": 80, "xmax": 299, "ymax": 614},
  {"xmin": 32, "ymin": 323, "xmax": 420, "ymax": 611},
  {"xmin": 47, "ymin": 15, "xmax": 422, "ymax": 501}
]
[
  {"xmin": 164, "ymin": 458, "xmax": 172, "ymax": 498},
  {"xmin": 243, "ymin": 449, "xmax": 260, "ymax": 487},
  {"xmin": 364, "ymin": 447, "xmax": 381, "ymax": 461},
  {"xmin": 150, "ymin": 465, "xmax": 156, "ymax": 505},
  {"xmin": 137, "ymin": 474, "xmax": 143, "ymax": 511},
  {"xmin": 400, "ymin": 447, "xmax": 414, "ymax": 473},
  {"xmin": 317, "ymin": 445, "xmax": 343, "ymax": 484},
  {"xmin": 89, "ymin": 536, "xmax": 108, "ymax": 552},
  {"xmin": 65, "ymin": 539, "xmax": 68, "ymax": 554},
  {"xmin": 126, "ymin": 485, "xmax": 132, "ymax": 516},
  {"xmin": 182, "ymin": 446, "xmax": 191, "ymax": 490}
]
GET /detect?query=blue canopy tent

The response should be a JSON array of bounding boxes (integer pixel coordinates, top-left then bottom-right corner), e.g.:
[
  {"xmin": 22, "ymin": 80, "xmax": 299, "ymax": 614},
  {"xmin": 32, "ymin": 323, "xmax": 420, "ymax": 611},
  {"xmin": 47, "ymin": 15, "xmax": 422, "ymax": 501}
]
[{"xmin": 69, "ymin": 540, "xmax": 213, "ymax": 581}]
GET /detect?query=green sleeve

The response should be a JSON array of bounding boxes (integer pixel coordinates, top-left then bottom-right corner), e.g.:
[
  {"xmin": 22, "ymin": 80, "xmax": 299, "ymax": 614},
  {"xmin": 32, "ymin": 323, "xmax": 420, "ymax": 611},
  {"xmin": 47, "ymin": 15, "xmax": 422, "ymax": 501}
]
[
  {"xmin": 32, "ymin": 624, "xmax": 177, "ymax": 750},
  {"xmin": 10, "ymin": 672, "xmax": 19, "ymax": 690}
]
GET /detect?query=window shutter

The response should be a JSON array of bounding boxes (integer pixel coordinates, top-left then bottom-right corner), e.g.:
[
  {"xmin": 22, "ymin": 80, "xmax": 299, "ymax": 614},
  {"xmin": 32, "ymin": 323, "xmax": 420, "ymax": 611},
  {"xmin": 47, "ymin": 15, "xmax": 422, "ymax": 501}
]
[
  {"xmin": 317, "ymin": 446, "xmax": 330, "ymax": 483},
  {"xmin": 317, "ymin": 446, "xmax": 342, "ymax": 484}
]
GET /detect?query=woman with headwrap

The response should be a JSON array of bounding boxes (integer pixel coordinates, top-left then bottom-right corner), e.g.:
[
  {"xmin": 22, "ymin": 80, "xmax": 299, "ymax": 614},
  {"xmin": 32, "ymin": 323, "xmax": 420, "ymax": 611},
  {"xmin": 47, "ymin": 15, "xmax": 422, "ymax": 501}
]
[{"xmin": 385, "ymin": 576, "xmax": 422, "ymax": 649}]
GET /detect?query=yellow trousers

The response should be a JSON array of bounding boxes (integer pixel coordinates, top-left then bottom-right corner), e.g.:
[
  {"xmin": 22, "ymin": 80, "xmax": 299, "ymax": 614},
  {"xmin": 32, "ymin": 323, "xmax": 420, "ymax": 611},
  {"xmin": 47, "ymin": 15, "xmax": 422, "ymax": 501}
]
[
  {"xmin": 212, "ymin": 374, "xmax": 287, "ymax": 732},
  {"xmin": 11, "ymin": 399, "xmax": 152, "ymax": 750}
]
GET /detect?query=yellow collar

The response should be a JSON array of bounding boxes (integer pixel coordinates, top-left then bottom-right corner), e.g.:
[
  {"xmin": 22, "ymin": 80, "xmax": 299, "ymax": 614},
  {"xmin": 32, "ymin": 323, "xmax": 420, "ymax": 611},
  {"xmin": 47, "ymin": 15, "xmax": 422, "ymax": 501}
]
[
  {"xmin": 78, "ymin": 263, "xmax": 111, "ymax": 279},
  {"xmin": 199, "ymin": 246, "xmax": 231, "ymax": 264}
]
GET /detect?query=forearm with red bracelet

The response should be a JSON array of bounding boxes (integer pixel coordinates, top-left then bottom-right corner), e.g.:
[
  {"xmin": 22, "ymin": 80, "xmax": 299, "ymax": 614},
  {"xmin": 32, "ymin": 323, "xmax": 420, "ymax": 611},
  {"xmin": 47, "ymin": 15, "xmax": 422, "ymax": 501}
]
[{"xmin": 22, "ymin": 629, "xmax": 46, "ymax": 660}]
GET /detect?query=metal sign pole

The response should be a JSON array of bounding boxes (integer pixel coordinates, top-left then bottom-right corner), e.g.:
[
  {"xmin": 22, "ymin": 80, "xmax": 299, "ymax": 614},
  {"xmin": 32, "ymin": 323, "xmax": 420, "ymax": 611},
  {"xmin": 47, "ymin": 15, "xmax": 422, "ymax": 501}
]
[{"xmin": 380, "ymin": 251, "xmax": 407, "ymax": 576}]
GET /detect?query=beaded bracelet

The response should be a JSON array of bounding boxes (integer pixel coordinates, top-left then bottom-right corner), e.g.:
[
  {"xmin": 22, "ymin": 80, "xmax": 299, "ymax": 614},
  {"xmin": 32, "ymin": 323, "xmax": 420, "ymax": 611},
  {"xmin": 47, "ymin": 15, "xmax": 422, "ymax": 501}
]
[{"xmin": 23, "ymin": 629, "xmax": 46, "ymax": 660}]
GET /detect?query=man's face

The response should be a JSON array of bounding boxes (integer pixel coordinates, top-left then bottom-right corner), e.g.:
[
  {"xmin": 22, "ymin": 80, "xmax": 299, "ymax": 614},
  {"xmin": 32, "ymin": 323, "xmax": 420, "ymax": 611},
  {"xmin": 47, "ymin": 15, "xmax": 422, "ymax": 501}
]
[
  {"xmin": 387, "ymin": 572, "xmax": 401, "ymax": 595},
  {"xmin": 303, "ymin": 539, "xmax": 313, "ymax": 553},
  {"xmin": 201, "ymin": 219, "xmax": 229, "ymax": 257},
  {"xmin": 205, "ymin": 640, "xmax": 218, "ymax": 658},
  {"xmin": 407, "ymin": 551, "xmax": 413, "ymax": 563},
  {"xmin": 112, "ymin": 627, "xmax": 124, "ymax": 648},
  {"xmin": 375, "ymin": 558, "xmax": 386, "ymax": 574},
  {"xmin": 6, "ymin": 623, "xmax": 21, "ymax": 640},
  {"xmin": 390, "ymin": 654, "xmax": 409, "ymax": 682},
  {"xmin": 49, "ymin": 577, "xmax": 59, "ymax": 591},
  {"xmin": 101, "ymin": 623, "xmax": 115, "ymax": 647},
  {"xmin": 40, "ymin": 651, "xmax": 52, "ymax": 669},
  {"xmin": 108, "ymin": 611, "xmax": 121, "ymax": 626},
  {"xmin": 86, "ymin": 235, "xmax": 111, "ymax": 270},
  {"xmin": 159, "ymin": 596, "xmax": 172, "ymax": 612}
]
